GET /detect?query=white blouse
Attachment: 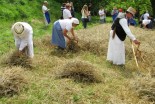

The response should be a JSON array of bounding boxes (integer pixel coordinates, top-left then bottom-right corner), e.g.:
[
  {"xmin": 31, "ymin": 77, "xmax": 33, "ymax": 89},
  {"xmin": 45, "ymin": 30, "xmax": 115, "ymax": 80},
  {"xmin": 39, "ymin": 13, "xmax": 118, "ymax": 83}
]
[
  {"xmin": 58, "ymin": 19, "xmax": 73, "ymax": 31},
  {"xmin": 119, "ymin": 18, "xmax": 136, "ymax": 41}
]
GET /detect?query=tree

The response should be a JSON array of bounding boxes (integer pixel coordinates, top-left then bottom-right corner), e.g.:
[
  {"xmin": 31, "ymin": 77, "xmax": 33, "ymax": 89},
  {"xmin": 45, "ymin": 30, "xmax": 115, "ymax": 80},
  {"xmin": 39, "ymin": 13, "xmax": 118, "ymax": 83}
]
[
  {"xmin": 150, "ymin": 0, "xmax": 155, "ymax": 16},
  {"xmin": 54, "ymin": 0, "xmax": 153, "ymax": 17}
]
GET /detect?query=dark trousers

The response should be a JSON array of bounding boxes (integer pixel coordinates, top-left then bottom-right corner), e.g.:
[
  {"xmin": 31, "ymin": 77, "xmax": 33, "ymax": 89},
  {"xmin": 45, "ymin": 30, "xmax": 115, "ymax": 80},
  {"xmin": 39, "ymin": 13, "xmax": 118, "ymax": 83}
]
[
  {"xmin": 81, "ymin": 18, "xmax": 88, "ymax": 29},
  {"xmin": 146, "ymin": 21, "xmax": 153, "ymax": 29}
]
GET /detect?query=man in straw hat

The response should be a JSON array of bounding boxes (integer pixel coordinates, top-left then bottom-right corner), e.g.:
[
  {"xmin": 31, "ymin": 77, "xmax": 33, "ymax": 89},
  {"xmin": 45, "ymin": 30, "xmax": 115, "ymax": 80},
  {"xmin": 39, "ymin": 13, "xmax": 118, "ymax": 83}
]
[
  {"xmin": 107, "ymin": 7, "xmax": 140, "ymax": 65},
  {"xmin": 63, "ymin": 3, "xmax": 72, "ymax": 19},
  {"xmin": 11, "ymin": 22, "xmax": 34, "ymax": 58},
  {"xmin": 42, "ymin": 1, "xmax": 51, "ymax": 26},
  {"xmin": 51, "ymin": 18, "xmax": 79, "ymax": 50}
]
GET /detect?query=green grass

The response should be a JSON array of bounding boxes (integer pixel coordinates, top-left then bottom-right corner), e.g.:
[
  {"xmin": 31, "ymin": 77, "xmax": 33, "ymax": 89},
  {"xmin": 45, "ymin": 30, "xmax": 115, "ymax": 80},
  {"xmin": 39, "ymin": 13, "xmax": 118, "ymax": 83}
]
[{"xmin": 0, "ymin": 1, "xmax": 154, "ymax": 104}]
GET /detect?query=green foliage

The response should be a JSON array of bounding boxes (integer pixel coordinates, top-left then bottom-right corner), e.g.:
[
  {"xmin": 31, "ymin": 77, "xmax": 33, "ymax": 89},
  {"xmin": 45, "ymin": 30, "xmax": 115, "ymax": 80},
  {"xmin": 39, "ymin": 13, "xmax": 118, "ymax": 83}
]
[
  {"xmin": 0, "ymin": 0, "xmax": 61, "ymax": 21},
  {"xmin": 54, "ymin": 0, "xmax": 153, "ymax": 17}
]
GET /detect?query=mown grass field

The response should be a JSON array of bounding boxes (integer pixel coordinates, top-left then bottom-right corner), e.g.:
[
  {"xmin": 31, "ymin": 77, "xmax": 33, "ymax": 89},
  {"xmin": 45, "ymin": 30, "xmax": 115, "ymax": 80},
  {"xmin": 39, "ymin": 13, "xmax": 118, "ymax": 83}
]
[{"xmin": 0, "ymin": 16, "xmax": 155, "ymax": 104}]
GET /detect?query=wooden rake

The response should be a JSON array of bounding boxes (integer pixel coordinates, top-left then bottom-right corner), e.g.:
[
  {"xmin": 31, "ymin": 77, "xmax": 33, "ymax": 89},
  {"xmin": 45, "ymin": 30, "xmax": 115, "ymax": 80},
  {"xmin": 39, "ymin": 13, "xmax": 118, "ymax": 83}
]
[{"xmin": 130, "ymin": 40, "xmax": 140, "ymax": 70}]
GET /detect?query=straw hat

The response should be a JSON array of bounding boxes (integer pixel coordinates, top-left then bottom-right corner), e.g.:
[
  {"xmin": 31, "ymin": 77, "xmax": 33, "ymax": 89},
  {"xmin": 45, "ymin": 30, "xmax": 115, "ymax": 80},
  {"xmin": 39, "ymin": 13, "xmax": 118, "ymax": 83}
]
[
  {"xmin": 127, "ymin": 7, "xmax": 136, "ymax": 15},
  {"xmin": 14, "ymin": 23, "xmax": 24, "ymax": 34},
  {"xmin": 71, "ymin": 18, "xmax": 79, "ymax": 25}
]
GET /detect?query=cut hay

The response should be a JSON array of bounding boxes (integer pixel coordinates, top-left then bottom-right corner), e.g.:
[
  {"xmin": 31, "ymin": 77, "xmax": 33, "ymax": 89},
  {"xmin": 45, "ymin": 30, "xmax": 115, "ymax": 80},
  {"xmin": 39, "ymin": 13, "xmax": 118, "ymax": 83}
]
[
  {"xmin": 0, "ymin": 68, "xmax": 27, "ymax": 97},
  {"xmin": 39, "ymin": 35, "xmax": 51, "ymax": 47},
  {"xmin": 76, "ymin": 24, "xmax": 109, "ymax": 55},
  {"xmin": 67, "ymin": 39, "xmax": 80, "ymax": 52},
  {"xmin": 130, "ymin": 75, "xmax": 155, "ymax": 103},
  {"xmin": 34, "ymin": 35, "xmax": 51, "ymax": 48},
  {"xmin": 55, "ymin": 60, "xmax": 103, "ymax": 83},
  {"xmin": 4, "ymin": 51, "xmax": 33, "ymax": 68},
  {"xmin": 79, "ymin": 39, "xmax": 106, "ymax": 55},
  {"xmin": 125, "ymin": 41, "xmax": 155, "ymax": 72}
]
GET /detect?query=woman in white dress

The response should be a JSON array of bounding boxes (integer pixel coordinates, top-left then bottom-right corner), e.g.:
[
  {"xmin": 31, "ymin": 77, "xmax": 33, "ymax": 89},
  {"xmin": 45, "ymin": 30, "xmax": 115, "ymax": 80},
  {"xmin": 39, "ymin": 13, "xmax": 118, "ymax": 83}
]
[{"xmin": 107, "ymin": 7, "xmax": 140, "ymax": 65}]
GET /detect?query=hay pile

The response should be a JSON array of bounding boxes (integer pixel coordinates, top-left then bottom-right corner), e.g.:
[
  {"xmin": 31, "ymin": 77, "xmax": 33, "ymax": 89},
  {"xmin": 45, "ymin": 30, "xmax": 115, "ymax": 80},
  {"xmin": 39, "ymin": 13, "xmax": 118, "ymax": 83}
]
[
  {"xmin": 128, "ymin": 26, "xmax": 155, "ymax": 72},
  {"xmin": 130, "ymin": 75, "xmax": 155, "ymax": 103},
  {"xmin": 79, "ymin": 39, "xmax": 106, "ymax": 55},
  {"xmin": 55, "ymin": 60, "xmax": 103, "ymax": 83},
  {"xmin": 67, "ymin": 39, "xmax": 79, "ymax": 52},
  {"xmin": 0, "ymin": 68, "xmax": 27, "ymax": 97},
  {"xmin": 76, "ymin": 24, "xmax": 109, "ymax": 55},
  {"xmin": 4, "ymin": 51, "xmax": 32, "ymax": 68}
]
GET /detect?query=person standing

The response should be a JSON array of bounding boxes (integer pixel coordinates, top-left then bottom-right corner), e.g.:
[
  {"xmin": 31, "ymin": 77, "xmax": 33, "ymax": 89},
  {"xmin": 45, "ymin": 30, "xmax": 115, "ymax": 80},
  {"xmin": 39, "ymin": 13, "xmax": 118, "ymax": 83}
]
[
  {"xmin": 42, "ymin": 1, "xmax": 51, "ymax": 26},
  {"xmin": 107, "ymin": 7, "xmax": 140, "ymax": 65},
  {"xmin": 51, "ymin": 18, "xmax": 79, "ymax": 50},
  {"xmin": 111, "ymin": 7, "xmax": 118, "ymax": 22},
  {"xmin": 63, "ymin": 3, "xmax": 72, "ymax": 19},
  {"xmin": 81, "ymin": 5, "xmax": 90, "ymax": 29},
  {"xmin": 98, "ymin": 6, "xmax": 105, "ymax": 24},
  {"xmin": 11, "ymin": 22, "xmax": 34, "ymax": 58}
]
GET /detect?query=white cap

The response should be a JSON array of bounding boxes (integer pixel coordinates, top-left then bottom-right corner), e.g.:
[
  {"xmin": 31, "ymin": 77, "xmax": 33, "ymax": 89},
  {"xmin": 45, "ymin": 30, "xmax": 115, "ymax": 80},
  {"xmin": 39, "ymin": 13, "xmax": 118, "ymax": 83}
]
[
  {"xmin": 14, "ymin": 23, "xmax": 24, "ymax": 34},
  {"xmin": 71, "ymin": 18, "xmax": 79, "ymax": 25}
]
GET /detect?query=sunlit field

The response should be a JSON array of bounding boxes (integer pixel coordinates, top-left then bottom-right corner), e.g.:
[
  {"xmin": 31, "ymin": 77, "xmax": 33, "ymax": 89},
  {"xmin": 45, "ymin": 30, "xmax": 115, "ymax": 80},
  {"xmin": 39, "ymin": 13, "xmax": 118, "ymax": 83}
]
[{"xmin": 0, "ymin": 17, "xmax": 155, "ymax": 104}]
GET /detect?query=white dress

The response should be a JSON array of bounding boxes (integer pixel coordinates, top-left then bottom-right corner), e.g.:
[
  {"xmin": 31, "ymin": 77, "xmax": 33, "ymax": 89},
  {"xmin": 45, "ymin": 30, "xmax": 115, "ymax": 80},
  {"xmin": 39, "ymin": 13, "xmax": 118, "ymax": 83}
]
[
  {"xmin": 11, "ymin": 22, "xmax": 34, "ymax": 58},
  {"xmin": 107, "ymin": 18, "xmax": 136, "ymax": 65}
]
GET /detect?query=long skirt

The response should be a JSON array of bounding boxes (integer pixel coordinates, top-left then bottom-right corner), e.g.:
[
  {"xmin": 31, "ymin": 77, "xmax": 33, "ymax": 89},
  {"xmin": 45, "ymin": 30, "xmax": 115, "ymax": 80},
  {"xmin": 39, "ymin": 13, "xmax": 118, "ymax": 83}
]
[
  {"xmin": 107, "ymin": 30, "xmax": 125, "ymax": 65},
  {"xmin": 44, "ymin": 11, "xmax": 51, "ymax": 26},
  {"xmin": 51, "ymin": 21, "xmax": 66, "ymax": 48}
]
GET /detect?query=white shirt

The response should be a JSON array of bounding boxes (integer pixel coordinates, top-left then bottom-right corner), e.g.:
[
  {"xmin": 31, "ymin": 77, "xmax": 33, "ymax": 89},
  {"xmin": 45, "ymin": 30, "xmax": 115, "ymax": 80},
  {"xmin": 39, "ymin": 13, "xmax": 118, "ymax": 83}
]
[
  {"xmin": 119, "ymin": 18, "xmax": 136, "ymax": 41},
  {"xmin": 63, "ymin": 9, "xmax": 72, "ymax": 19},
  {"xmin": 81, "ymin": 10, "xmax": 88, "ymax": 18},
  {"xmin": 42, "ymin": 5, "xmax": 48, "ymax": 13},
  {"xmin": 143, "ymin": 13, "xmax": 149, "ymax": 20},
  {"xmin": 11, "ymin": 22, "xmax": 34, "ymax": 58},
  {"xmin": 99, "ymin": 9, "xmax": 105, "ymax": 19},
  {"xmin": 58, "ymin": 19, "xmax": 73, "ymax": 31},
  {"xmin": 142, "ymin": 19, "xmax": 151, "ymax": 25}
]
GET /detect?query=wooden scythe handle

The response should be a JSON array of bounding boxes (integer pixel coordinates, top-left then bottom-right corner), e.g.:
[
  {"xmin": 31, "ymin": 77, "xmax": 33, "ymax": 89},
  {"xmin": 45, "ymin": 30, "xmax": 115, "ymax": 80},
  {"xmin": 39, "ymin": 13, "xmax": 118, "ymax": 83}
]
[{"xmin": 130, "ymin": 40, "xmax": 139, "ymax": 69}]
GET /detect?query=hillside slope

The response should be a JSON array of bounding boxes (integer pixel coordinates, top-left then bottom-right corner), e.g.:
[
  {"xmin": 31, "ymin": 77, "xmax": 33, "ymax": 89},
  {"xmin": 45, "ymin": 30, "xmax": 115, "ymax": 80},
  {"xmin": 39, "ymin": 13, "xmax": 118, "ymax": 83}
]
[
  {"xmin": 0, "ymin": 24, "xmax": 155, "ymax": 104},
  {"xmin": 0, "ymin": 0, "xmax": 61, "ymax": 21}
]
